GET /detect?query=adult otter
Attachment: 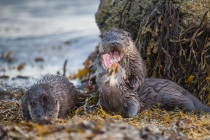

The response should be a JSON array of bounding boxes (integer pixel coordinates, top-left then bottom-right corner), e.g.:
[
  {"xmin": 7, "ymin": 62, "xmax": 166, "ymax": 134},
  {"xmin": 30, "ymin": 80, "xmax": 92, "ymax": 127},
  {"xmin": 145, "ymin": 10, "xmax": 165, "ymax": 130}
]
[
  {"xmin": 139, "ymin": 78, "xmax": 210, "ymax": 112},
  {"xmin": 21, "ymin": 75, "xmax": 78, "ymax": 123},
  {"xmin": 97, "ymin": 28, "xmax": 210, "ymax": 113},
  {"xmin": 94, "ymin": 53, "xmax": 143, "ymax": 117},
  {"xmin": 99, "ymin": 28, "xmax": 147, "ymax": 91}
]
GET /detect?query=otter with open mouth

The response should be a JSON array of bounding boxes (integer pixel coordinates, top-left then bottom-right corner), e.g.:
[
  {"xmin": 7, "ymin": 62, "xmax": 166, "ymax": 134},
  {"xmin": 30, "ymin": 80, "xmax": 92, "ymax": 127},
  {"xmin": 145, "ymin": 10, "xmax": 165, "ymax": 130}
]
[
  {"xmin": 98, "ymin": 28, "xmax": 147, "ymax": 91},
  {"xmin": 94, "ymin": 28, "xmax": 210, "ymax": 113},
  {"xmin": 94, "ymin": 53, "xmax": 143, "ymax": 117}
]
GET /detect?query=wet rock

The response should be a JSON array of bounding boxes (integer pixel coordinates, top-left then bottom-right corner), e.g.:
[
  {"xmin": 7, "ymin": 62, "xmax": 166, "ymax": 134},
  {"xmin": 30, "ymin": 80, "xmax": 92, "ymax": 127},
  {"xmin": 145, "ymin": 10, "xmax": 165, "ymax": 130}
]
[
  {"xmin": 35, "ymin": 57, "xmax": 44, "ymax": 62},
  {"xmin": 0, "ymin": 75, "xmax": 9, "ymax": 79},
  {"xmin": 17, "ymin": 63, "xmax": 25, "ymax": 71}
]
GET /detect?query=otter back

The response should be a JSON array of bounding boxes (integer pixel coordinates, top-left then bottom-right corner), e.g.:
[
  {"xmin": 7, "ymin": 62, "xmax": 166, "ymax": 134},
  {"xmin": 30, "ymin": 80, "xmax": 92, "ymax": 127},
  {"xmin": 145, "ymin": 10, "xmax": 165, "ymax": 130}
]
[{"xmin": 139, "ymin": 78, "xmax": 210, "ymax": 112}]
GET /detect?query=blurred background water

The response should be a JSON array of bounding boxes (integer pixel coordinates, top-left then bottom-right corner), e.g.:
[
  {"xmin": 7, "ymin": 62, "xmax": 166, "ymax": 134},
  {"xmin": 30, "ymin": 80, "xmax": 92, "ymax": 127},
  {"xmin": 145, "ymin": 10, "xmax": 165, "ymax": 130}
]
[{"xmin": 0, "ymin": 0, "xmax": 100, "ymax": 87}]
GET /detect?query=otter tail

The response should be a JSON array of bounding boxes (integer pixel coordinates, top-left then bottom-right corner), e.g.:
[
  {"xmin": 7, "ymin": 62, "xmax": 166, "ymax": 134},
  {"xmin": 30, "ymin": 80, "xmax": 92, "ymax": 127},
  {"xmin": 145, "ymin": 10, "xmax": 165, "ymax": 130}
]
[
  {"xmin": 184, "ymin": 91, "xmax": 210, "ymax": 113},
  {"xmin": 193, "ymin": 100, "xmax": 210, "ymax": 113},
  {"xmin": 201, "ymin": 105, "xmax": 210, "ymax": 112}
]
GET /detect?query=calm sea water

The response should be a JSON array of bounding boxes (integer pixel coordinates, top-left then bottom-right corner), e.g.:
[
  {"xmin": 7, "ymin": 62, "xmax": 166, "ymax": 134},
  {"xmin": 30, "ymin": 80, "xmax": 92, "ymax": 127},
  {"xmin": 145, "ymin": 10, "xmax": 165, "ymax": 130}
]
[{"xmin": 0, "ymin": 0, "xmax": 100, "ymax": 87}]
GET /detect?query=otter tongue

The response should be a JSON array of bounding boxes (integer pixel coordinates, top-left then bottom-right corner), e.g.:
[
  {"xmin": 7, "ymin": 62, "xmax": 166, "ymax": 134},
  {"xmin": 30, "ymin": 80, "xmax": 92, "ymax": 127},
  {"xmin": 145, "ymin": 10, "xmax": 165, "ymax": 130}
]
[
  {"xmin": 102, "ymin": 54, "xmax": 115, "ymax": 68},
  {"xmin": 113, "ymin": 50, "xmax": 121, "ymax": 62}
]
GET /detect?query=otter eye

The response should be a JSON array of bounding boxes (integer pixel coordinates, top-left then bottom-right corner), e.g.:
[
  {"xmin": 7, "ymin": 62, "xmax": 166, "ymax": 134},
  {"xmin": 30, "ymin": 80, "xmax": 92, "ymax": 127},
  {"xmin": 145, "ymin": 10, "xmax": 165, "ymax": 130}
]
[{"xmin": 99, "ymin": 34, "xmax": 103, "ymax": 38}]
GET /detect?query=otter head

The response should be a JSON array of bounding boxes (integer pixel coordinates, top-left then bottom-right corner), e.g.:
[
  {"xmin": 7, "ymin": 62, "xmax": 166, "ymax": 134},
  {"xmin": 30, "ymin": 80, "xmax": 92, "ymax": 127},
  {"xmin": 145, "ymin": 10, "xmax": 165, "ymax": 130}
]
[
  {"xmin": 28, "ymin": 88, "xmax": 60, "ymax": 124},
  {"xmin": 99, "ymin": 28, "xmax": 132, "ymax": 63}
]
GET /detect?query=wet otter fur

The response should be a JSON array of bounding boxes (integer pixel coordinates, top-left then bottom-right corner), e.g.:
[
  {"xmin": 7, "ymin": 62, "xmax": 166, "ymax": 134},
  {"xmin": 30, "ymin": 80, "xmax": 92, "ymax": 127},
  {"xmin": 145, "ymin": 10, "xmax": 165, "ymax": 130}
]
[
  {"xmin": 99, "ymin": 28, "xmax": 147, "ymax": 90},
  {"xmin": 95, "ymin": 54, "xmax": 143, "ymax": 117},
  {"xmin": 98, "ymin": 28, "xmax": 210, "ymax": 113},
  {"xmin": 21, "ymin": 75, "xmax": 78, "ymax": 123},
  {"xmin": 139, "ymin": 78, "xmax": 210, "ymax": 112}
]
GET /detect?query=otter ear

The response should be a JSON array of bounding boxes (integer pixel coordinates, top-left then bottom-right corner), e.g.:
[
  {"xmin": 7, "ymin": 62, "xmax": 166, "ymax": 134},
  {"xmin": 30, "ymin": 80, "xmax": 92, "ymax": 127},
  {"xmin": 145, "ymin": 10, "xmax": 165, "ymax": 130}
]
[{"xmin": 99, "ymin": 34, "xmax": 103, "ymax": 38}]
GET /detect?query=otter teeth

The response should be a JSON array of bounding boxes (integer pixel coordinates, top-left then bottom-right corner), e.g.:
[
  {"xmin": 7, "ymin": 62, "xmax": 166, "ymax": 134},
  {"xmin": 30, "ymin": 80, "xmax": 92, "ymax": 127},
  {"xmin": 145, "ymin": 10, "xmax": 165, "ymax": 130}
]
[{"xmin": 109, "ymin": 59, "xmax": 117, "ymax": 66}]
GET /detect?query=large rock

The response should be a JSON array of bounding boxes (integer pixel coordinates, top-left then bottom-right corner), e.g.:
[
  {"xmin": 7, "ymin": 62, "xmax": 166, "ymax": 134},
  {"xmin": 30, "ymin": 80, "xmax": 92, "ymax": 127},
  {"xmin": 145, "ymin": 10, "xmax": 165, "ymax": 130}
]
[{"xmin": 95, "ymin": 0, "xmax": 210, "ymax": 103}]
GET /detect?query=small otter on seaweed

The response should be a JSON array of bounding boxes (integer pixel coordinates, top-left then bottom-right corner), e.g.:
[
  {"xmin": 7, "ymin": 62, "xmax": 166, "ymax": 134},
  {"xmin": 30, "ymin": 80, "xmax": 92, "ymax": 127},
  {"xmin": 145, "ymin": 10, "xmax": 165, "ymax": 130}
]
[
  {"xmin": 21, "ymin": 75, "xmax": 79, "ymax": 124},
  {"xmin": 94, "ymin": 28, "xmax": 210, "ymax": 113},
  {"xmin": 93, "ymin": 53, "xmax": 143, "ymax": 117}
]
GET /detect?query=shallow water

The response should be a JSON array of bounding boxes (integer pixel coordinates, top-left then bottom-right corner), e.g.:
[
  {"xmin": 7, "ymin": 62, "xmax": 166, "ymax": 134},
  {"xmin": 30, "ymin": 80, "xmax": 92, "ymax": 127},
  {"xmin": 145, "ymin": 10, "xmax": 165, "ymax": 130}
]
[{"xmin": 0, "ymin": 0, "xmax": 100, "ymax": 87}]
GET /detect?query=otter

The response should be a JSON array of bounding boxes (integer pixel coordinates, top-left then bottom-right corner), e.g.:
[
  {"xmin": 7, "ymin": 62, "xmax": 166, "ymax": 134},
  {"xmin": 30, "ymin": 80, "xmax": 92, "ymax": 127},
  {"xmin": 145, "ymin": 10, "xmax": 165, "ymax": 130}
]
[
  {"xmin": 95, "ymin": 28, "xmax": 210, "ymax": 113},
  {"xmin": 98, "ymin": 28, "xmax": 147, "ymax": 91},
  {"xmin": 21, "ymin": 75, "xmax": 78, "ymax": 123},
  {"xmin": 139, "ymin": 78, "xmax": 210, "ymax": 112},
  {"xmin": 94, "ymin": 53, "xmax": 143, "ymax": 117}
]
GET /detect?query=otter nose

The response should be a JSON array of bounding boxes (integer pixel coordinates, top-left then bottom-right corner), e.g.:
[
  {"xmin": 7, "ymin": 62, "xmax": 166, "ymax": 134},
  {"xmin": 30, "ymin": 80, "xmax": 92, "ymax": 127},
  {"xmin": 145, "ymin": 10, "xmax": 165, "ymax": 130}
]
[{"xmin": 111, "ymin": 42, "xmax": 120, "ymax": 47}]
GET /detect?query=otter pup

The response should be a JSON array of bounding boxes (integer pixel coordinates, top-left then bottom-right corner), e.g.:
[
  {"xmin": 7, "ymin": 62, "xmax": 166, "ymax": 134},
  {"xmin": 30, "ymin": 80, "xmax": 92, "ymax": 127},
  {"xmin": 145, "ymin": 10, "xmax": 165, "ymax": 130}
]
[
  {"xmin": 97, "ymin": 28, "xmax": 210, "ymax": 113},
  {"xmin": 139, "ymin": 78, "xmax": 210, "ymax": 112},
  {"xmin": 94, "ymin": 53, "xmax": 143, "ymax": 117},
  {"xmin": 21, "ymin": 75, "xmax": 78, "ymax": 123}
]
